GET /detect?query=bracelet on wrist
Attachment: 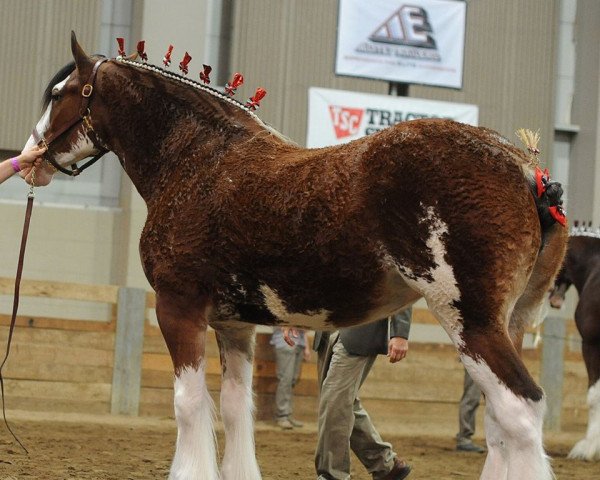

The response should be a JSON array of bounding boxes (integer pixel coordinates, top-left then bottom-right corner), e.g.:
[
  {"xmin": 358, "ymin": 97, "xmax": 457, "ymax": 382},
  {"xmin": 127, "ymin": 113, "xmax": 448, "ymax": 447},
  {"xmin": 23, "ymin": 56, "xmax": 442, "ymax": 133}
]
[{"xmin": 10, "ymin": 157, "xmax": 21, "ymax": 173}]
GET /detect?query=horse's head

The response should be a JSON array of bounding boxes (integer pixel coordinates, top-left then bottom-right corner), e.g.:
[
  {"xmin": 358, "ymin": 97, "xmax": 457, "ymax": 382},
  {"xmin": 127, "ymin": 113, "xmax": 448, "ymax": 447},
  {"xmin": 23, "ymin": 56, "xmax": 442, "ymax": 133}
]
[{"xmin": 23, "ymin": 32, "xmax": 110, "ymax": 186}]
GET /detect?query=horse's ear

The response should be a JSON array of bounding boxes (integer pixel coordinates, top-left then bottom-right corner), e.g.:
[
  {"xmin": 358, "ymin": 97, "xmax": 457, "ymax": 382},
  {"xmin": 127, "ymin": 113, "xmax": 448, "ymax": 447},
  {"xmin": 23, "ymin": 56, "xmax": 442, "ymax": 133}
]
[{"xmin": 70, "ymin": 31, "xmax": 94, "ymax": 76}]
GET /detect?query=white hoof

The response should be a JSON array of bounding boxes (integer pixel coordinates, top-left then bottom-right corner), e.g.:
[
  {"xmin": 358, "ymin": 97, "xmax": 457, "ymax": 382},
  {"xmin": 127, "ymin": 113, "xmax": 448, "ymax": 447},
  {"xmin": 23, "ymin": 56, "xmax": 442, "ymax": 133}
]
[{"xmin": 568, "ymin": 436, "xmax": 600, "ymax": 461}]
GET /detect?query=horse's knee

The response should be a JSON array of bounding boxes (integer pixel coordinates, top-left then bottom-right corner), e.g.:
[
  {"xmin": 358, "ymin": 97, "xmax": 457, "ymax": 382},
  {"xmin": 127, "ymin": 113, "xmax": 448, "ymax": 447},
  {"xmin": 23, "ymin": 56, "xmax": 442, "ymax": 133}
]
[
  {"xmin": 220, "ymin": 349, "xmax": 254, "ymax": 425},
  {"xmin": 173, "ymin": 365, "xmax": 212, "ymax": 424},
  {"xmin": 220, "ymin": 376, "xmax": 254, "ymax": 424},
  {"xmin": 489, "ymin": 394, "xmax": 545, "ymax": 448}
]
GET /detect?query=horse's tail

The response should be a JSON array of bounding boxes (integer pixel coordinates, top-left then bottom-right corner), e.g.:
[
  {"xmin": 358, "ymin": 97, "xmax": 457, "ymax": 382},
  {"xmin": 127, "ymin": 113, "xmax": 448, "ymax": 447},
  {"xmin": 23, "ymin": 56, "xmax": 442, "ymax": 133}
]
[
  {"xmin": 516, "ymin": 129, "xmax": 567, "ymax": 242},
  {"xmin": 530, "ymin": 172, "xmax": 566, "ymax": 235},
  {"xmin": 510, "ymin": 179, "xmax": 568, "ymax": 339}
]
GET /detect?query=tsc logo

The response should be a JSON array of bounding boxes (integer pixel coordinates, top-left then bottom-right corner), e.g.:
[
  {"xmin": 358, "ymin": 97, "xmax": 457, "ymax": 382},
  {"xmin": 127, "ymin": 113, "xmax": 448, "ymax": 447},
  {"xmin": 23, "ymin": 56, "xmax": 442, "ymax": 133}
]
[{"xmin": 329, "ymin": 105, "xmax": 364, "ymax": 139}]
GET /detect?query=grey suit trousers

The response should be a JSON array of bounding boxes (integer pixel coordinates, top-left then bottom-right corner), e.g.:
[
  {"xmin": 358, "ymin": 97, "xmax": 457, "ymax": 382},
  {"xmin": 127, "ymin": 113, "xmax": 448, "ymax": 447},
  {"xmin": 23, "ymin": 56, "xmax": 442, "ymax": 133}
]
[
  {"xmin": 456, "ymin": 368, "xmax": 482, "ymax": 445},
  {"xmin": 315, "ymin": 333, "xmax": 396, "ymax": 480}
]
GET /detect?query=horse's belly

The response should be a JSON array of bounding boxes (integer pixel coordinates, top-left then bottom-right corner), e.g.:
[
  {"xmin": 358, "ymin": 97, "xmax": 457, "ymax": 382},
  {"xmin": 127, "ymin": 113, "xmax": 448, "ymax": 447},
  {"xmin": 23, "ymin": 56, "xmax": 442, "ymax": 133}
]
[{"xmin": 260, "ymin": 267, "xmax": 420, "ymax": 330}]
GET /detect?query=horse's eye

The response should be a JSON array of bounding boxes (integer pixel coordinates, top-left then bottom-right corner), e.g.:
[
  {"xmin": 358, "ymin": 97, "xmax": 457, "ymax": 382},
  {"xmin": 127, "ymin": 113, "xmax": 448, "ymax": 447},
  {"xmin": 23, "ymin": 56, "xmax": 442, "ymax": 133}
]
[{"xmin": 51, "ymin": 93, "xmax": 62, "ymax": 102}]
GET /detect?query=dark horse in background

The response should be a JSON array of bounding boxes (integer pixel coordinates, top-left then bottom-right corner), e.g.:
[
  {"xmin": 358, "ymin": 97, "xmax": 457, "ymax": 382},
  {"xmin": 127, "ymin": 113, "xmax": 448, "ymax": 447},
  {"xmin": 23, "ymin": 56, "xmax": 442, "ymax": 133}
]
[
  {"xmin": 22, "ymin": 33, "xmax": 567, "ymax": 480},
  {"xmin": 549, "ymin": 226, "xmax": 600, "ymax": 460}
]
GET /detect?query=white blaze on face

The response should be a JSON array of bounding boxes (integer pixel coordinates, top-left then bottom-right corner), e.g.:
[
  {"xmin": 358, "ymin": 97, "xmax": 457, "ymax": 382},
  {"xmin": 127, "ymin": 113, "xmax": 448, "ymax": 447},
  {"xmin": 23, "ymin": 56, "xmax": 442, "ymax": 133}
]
[
  {"xmin": 259, "ymin": 284, "xmax": 331, "ymax": 329},
  {"xmin": 23, "ymin": 103, "xmax": 51, "ymax": 151},
  {"xmin": 23, "ymin": 76, "xmax": 70, "ymax": 151},
  {"xmin": 22, "ymin": 74, "xmax": 96, "ymax": 168}
]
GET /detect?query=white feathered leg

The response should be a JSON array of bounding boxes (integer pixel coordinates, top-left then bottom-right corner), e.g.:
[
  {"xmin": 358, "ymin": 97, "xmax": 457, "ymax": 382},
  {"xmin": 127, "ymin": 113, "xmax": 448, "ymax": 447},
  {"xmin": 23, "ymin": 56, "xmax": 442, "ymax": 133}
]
[
  {"xmin": 569, "ymin": 381, "xmax": 600, "ymax": 460},
  {"xmin": 217, "ymin": 326, "xmax": 262, "ymax": 480},
  {"xmin": 463, "ymin": 356, "xmax": 553, "ymax": 480},
  {"xmin": 170, "ymin": 363, "xmax": 219, "ymax": 480}
]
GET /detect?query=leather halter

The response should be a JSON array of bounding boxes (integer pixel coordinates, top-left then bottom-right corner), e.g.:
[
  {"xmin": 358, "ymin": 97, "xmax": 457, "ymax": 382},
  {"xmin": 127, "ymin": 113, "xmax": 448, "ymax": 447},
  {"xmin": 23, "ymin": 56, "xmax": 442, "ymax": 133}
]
[{"xmin": 32, "ymin": 58, "xmax": 109, "ymax": 176}]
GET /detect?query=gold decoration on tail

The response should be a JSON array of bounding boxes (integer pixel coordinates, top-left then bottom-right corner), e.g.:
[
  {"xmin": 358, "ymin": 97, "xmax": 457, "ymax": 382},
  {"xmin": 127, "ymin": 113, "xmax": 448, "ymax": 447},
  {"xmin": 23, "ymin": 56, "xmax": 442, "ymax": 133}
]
[{"xmin": 516, "ymin": 128, "xmax": 541, "ymax": 157}]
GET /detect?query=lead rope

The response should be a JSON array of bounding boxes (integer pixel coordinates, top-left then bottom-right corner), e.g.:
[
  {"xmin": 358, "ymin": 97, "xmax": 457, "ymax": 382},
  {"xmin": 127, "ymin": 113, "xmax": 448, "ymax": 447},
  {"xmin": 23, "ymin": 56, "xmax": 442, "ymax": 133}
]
[{"xmin": 0, "ymin": 168, "xmax": 36, "ymax": 454}]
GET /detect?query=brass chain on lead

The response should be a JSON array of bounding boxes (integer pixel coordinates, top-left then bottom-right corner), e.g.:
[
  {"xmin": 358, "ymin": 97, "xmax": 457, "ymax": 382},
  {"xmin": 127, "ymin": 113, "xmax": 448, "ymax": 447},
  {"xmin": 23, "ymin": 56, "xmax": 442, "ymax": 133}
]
[{"xmin": 28, "ymin": 166, "xmax": 36, "ymax": 198}]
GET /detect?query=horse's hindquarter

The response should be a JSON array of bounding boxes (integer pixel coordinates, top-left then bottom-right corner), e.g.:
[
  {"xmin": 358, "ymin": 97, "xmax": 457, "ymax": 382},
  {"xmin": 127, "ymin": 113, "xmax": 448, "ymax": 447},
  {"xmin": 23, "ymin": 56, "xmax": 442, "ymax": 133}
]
[{"xmin": 357, "ymin": 120, "xmax": 545, "ymax": 333}]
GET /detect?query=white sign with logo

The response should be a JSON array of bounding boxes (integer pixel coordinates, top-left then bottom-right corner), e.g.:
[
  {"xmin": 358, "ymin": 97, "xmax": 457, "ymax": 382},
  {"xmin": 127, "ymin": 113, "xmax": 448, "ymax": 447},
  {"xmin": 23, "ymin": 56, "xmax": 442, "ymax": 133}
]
[
  {"xmin": 336, "ymin": 0, "xmax": 467, "ymax": 88},
  {"xmin": 307, "ymin": 87, "xmax": 478, "ymax": 148}
]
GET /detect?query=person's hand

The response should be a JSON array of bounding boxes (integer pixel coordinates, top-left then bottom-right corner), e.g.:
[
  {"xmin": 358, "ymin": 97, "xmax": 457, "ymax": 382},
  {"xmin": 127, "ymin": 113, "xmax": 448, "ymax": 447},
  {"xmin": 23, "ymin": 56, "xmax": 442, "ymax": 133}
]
[
  {"xmin": 388, "ymin": 337, "xmax": 408, "ymax": 363},
  {"xmin": 16, "ymin": 145, "xmax": 46, "ymax": 170},
  {"xmin": 18, "ymin": 146, "xmax": 55, "ymax": 186},
  {"xmin": 283, "ymin": 327, "xmax": 300, "ymax": 346}
]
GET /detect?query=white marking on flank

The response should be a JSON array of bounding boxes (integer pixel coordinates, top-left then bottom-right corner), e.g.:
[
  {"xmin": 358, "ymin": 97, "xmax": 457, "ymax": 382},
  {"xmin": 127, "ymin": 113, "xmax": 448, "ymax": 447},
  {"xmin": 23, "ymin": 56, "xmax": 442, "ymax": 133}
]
[
  {"xmin": 259, "ymin": 284, "xmax": 330, "ymax": 329},
  {"xmin": 397, "ymin": 205, "xmax": 464, "ymax": 347}
]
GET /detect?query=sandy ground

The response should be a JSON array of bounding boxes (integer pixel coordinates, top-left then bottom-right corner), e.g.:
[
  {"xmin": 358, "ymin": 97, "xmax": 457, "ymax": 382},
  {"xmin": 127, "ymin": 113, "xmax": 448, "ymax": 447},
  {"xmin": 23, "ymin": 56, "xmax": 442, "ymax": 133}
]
[{"xmin": 0, "ymin": 408, "xmax": 597, "ymax": 480}]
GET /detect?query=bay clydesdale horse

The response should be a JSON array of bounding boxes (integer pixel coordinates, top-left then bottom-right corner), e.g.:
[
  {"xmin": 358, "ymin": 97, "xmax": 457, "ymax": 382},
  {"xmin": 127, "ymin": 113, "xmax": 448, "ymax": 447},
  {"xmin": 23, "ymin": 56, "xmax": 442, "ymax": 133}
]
[
  {"xmin": 549, "ymin": 226, "xmax": 600, "ymax": 460},
  {"xmin": 22, "ymin": 33, "xmax": 567, "ymax": 479}
]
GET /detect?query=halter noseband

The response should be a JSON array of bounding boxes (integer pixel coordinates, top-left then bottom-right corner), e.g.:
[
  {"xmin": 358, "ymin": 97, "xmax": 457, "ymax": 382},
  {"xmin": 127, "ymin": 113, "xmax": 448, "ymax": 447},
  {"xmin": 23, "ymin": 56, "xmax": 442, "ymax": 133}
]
[{"xmin": 32, "ymin": 58, "xmax": 109, "ymax": 177}]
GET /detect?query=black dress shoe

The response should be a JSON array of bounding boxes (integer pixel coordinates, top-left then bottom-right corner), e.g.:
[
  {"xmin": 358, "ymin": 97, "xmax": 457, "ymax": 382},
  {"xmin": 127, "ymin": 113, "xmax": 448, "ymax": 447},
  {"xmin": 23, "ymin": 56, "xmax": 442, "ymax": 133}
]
[
  {"xmin": 381, "ymin": 457, "xmax": 412, "ymax": 480},
  {"xmin": 456, "ymin": 442, "xmax": 486, "ymax": 453}
]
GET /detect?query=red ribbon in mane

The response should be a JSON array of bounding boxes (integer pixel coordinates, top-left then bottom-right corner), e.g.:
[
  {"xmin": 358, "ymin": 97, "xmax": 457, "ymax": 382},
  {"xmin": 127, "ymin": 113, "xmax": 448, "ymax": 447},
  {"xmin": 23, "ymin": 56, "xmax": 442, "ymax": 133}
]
[
  {"xmin": 225, "ymin": 73, "xmax": 244, "ymax": 96},
  {"xmin": 199, "ymin": 64, "xmax": 212, "ymax": 84},
  {"xmin": 179, "ymin": 52, "xmax": 192, "ymax": 75},
  {"xmin": 245, "ymin": 88, "xmax": 267, "ymax": 110},
  {"xmin": 535, "ymin": 167, "xmax": 550, "ymax": 198},
  {"xmin": 163, "ymin": 45, "xmax": 174, "ymax": 67},
  {"xmin": 116, "ymin": 37, "xmax": 126, "ymax": 57},
  {"xmin": 136, "ymin": 40, "xmax": 148, "ymax": 62}
]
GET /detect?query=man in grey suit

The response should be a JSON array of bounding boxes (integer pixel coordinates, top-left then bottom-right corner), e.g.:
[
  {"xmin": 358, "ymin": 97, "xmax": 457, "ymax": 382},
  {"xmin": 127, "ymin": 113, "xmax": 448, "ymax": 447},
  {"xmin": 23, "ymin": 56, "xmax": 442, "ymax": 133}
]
[{"xmin": 313, "ymin": 308, "xmax": 413, "ymax": 480}]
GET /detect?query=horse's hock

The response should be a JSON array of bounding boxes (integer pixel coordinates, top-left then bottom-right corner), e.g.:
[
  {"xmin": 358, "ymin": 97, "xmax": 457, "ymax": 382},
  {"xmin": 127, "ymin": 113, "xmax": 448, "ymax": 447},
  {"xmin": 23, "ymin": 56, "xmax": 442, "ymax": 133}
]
[{"xmin": 0, "ymin": 277, "xmax": 589, "ymax": 425}]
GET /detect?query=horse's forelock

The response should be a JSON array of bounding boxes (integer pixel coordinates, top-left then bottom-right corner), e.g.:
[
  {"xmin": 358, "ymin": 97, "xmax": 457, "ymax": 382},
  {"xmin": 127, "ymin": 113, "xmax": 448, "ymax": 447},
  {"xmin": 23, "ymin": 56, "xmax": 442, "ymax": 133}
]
[
  {"xmin": 42, "ymin": 61, "xmax": 76, "ymax": 111},
  {"xmin": 41, "ymin": 55, "xmax": 106, "ymax": 112}
]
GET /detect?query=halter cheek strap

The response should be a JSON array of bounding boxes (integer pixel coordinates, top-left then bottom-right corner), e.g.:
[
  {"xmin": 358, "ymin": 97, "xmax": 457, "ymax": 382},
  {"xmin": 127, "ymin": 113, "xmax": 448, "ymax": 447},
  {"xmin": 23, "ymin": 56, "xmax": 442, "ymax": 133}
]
[{"xmin": 33, "ymin": 58, "xmax": 109, "ymax": 177}]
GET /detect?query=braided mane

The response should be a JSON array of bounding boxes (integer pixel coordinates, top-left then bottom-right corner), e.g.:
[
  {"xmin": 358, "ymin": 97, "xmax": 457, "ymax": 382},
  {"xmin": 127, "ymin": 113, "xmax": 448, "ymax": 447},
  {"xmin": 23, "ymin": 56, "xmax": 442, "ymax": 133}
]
[
  {"xmin": 571, "ymin": 223, "xmax": 600, "ymax": 239},
  {"xmin": 116, "ymin": 57, "xmax": 292, "ymax": 144}
]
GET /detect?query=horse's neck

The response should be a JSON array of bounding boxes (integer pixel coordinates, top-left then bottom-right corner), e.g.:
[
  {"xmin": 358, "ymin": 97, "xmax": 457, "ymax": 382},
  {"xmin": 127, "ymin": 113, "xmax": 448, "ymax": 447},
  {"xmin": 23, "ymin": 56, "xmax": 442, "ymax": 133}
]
[{"xmin": 101, "ymin": 66, "xmax": 271, "ymax": 202}]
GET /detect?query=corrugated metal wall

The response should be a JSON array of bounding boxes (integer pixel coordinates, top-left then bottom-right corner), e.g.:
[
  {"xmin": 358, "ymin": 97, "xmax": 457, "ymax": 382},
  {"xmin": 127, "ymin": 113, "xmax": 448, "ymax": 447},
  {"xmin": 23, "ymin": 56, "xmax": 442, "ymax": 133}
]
[
  {"xmin": 230, "ymin": 0, "xmax": 558, "ymax": 160},
  {"xmin": 230, "ymin": 0, "xmax": 388, "ymax": 145},
  {"xmin": 0, "ymin": 0, "xmax": 101, "ymax": 150},
  {"xmin": 0, "ymin": 1, "xmax": 558, "ymax": 156},
  {"xmin": 411, "ymin": 0, "xmax": 558, "ymax": 158}
]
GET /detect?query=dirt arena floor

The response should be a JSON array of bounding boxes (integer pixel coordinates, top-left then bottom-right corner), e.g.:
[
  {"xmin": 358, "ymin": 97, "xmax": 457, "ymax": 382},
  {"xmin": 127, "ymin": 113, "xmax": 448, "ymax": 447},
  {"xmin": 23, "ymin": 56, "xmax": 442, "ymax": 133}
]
[{"xmin": 0, "ymin": 407, "xmax": 597, "ymax": 480}]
